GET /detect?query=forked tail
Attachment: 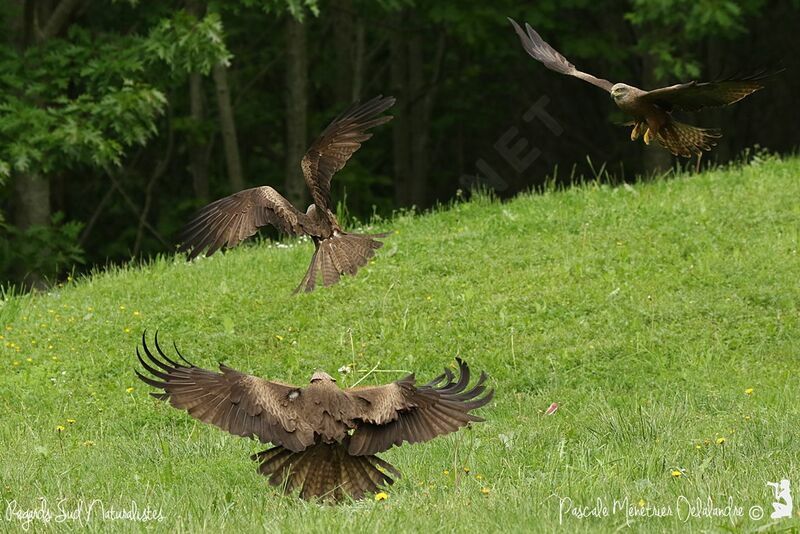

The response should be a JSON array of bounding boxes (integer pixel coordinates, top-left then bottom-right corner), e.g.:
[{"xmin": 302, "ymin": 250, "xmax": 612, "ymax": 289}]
[
  {"xmin": 252, "ymin": 439, "xmax": 400, "ymax": 502},
  {"xmin": 295, "ymin": 231, "xmax": 387, "ymax": 293},
  {"xmin": 655, "ymin": 119, "xmax": 721, "ymax": 158}
]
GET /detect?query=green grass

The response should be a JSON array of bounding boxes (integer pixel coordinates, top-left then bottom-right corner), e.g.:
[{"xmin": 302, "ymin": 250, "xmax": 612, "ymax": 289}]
[{"xmin": 1, "ymin": 156, "xmax": 799, "ymax": 532}]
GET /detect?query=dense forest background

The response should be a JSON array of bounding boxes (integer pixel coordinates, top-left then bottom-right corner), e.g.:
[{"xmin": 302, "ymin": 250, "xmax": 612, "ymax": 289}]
[{"xmin": 1, "ymin": 0, "xmax": 799, "ymax": 289}]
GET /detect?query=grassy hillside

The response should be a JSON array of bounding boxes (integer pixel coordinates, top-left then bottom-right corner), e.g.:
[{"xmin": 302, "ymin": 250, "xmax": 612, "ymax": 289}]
[{"xmin": 1, "ymin": 156, "xmax": 799, "ymax": 532}]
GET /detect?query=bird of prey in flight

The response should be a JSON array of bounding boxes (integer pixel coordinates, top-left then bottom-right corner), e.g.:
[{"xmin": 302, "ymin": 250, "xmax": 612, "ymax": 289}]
[
  {"xmin": 135, "ymin": 333, "xmax": 494, "ymax": 502},
  {"xmin": 508, "ymin": 18, "xmax": 770, "ymax": 158},
  {"xmin": 179, "ymin": 96, "xmax": 395, "ymax": 292}
]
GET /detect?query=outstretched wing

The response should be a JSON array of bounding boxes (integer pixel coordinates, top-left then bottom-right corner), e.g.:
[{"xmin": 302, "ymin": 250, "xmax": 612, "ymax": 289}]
[
  {"xmin": 301, "ymin": 95, "xmax": 395, "ymax": 213},
  {"xmin": 179, "ymin": 186, "xmax": 313, "ymax": 260},
  {"xmin": 346, "ymin": 358, "xmax": 494, "ymax": 455},
  {"xmin": 641, "ymin": 72, "xmax": 770, "ymax": 112},
  {"xmin": 135, "ymin": 333, "xmax": 315, "ymax": 452},
  {"xmin": 508, "ymin": 18, "xmax": 613, "ymax": 92}
]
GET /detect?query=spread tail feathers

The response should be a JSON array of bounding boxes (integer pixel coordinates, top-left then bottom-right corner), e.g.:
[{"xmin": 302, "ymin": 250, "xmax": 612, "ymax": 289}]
[
  {"xmin": 252, "ymin": 440, "xmax": 400, "ymax": 502},
  {"xmin": 295, "ymin": 231, "xmax": 387, "ymax": 293},
  {"xmin": 655, "ymin": 120, "xmax": 721, "ymax": 158}
]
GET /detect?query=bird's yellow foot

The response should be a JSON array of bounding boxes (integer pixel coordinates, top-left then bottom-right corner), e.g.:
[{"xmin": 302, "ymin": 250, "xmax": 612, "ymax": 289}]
[{"xmin": 630, "ymin": 123, "xmax": 644, "ymax": 141}]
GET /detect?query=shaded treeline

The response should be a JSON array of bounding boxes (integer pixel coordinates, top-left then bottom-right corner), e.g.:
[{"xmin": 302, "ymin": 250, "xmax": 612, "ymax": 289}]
[{"xmin": 1, "ymin": 0, "xmax": 798, "ymax": 288}]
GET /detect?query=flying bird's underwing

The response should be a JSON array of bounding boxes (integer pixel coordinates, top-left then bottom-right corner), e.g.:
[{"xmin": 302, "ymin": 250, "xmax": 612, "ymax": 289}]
[
  {"xmin": 179, "ymin": 95, "xmax": 396, "ymax": 292},
  {"xmin": 508, "ymin": 18, "xmax": 774, "ymax": 158},
  {"xmin": 135, "ymin": 332, "xmax": 494, "ymax": 502}
]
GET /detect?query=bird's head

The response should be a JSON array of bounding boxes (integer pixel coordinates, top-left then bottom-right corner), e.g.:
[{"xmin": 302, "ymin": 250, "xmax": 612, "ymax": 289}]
[
  {"xmin": 310, "ymin": 370, "xmax": 336, "ymax": 383},
  {"xmin": 610, "ymin": 83, "xmax": 633, "ymax": 101}
]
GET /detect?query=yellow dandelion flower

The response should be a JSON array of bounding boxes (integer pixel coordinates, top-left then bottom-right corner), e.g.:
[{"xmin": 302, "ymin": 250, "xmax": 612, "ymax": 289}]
[
  {"xmin": 638, "ymin": 499, "xmax": 646, "ymax": 508},
  {"xmin": 12, "ymin": 361, "xmax": 20, "ymax": 366},
  {"xmin": 744, "ymin": 415, "xmax": 751, "ymax": 421},
  {"xmin": 0, "ymin": 335, "xmax": 4, "ymax": 340},
  {"xmin": 51, "ymin": 356, "xmax": 58, "ymax": 362},
  {"xmin": 374, "ymin": 492, "xmax": 388, "ymax": 501},
  {"xmin": 119, "ymin": 305, "xmax": 126, "ymax": 310},
  {"xmin": 475, "ymin": 474, "xmax": 483, "ymax": 481},
  {"xmin": 463, "ymin": 467, "xmax": 470, "ymax": 473},
  {"xmin": 745, "ymin": 388, "xmax": 754, "ymax": 395},
  {"xmin": 426, "ymin": 296, "xmax": 432, "ymax": 301},
  {"xmin": 124, "ymin": 328, "xmax": 131, "ymax": 334},
  {"xmin": 31, "ymin": 340, "xmax": 36, "ymax": 345},
  {"xmin": 671, "ymin": 470, "xmax": 682, "ymax": 478},
  {"xmin": 133, "ymin": 311, "xmax": 140, "ymax": 316},
  {"xmin": 82, "ymin": 440, "xmax": 95, "ymax": 447},
  {"xmin": 275, "ymin": 335, "xmax": 284, "ymax": 341},
  {"xmin": 695, "ymin": 444, "xmax": 702, "ymax": 449},
  {"xmin": 56, "ymin": 425, "xmax": 65, "ymax": 432},
  {"xmin": 716, "ymin": 437, "xmax": 726, "ymax": 445},
  {"xmin": 126, "ymin": 387, "xmax": 134, "ymax": 393},
  {"xmin": 26, "ymin": 358, "xmax": 32, "ymax": 363},
  {"xmin": 48, "ymin": 345, "xmax": 53, "ymax": 349},
  {"xmin": 480, "ymin": 487, "xmax": 490, "ymax": 495},
  {"xmin": 66, "ymin": 419, "xmax": 76, "ymax": 424},
  {"xmin": 442, "ymin": 469, "xmax": 449, "ymax": 476}
]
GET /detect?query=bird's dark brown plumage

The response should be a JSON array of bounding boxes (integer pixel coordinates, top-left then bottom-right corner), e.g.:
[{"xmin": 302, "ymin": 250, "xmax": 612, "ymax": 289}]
[
  {"xmin": 508, "ymin": 17, "xmax": 613, "ymax": 92},
  {"xmin": 135, "ymin": 332, "xmax": 493, "ymax": 502},
  {"xmin": 178, "ymin": 95, "xmax": 395, "ymax": 292},
  {"xmin": 508, "ymin": 17, "xmax": 773, "ymax": 157}
]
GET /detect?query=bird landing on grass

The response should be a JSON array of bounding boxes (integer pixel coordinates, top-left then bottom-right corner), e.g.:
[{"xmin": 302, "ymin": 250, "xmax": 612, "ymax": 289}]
[{"xmin": 135, "ymin": 332, "xmax": 494, "ymax": 502}]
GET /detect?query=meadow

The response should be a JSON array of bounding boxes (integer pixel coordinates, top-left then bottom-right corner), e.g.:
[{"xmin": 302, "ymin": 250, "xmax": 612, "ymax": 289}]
[{"xmin": 1, "ymin": 156, "xmax": 798, "ymax": 532}]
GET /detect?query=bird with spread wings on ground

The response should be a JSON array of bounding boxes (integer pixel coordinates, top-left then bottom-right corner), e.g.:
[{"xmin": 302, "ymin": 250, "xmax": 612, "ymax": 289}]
[
  {"xmin": 135, "ymin": 333, "xmax": 494, "ymax": 502},
  {"xmin": 179, "ymin": 95, "xmax": 395, "ymax": 292},
  {"xmin": 508, "ymin": 18, "xmax": 772, "ymax": 158}
]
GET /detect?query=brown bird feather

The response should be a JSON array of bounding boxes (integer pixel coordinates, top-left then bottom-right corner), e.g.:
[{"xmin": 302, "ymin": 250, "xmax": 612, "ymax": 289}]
[
  {"xmin": 508, "ymin": 17, "xmax": 774, "ymax": 158},
  {"xmin": 178, "ymin": 95, "xmax": 395, "ymax": 292},
  {"xmin": 135, "ymin": 332, "xmax": 494, "ymax": 502}
]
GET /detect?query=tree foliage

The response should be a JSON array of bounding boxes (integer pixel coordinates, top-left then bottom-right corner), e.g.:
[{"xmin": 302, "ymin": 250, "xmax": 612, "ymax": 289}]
[
  {"xmin": 0, "ymin": 0, "xmax": 797, "ymax": 290},
  {"xmin": 625, "ymin": 0, "xmax": 766, "ymax": 79}
]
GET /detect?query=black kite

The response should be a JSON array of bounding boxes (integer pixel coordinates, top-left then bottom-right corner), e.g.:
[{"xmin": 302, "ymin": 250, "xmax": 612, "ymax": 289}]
[
  {"xmin": 135, "ymin": 333, "xmax": 493, "ymax": 502},
  {"xmin": 179, "ymin": 96, "xmax": 395, "ymax": 292},
  {"xmin": 509, "ymin": 18, "xmax": 771, "ymax": 158}
]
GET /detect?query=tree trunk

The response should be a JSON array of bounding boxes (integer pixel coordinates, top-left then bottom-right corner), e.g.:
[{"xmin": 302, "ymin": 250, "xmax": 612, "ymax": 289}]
[
  {"xmin": 284, "ymin": 15, "xmax": 309, "ymax": 207},
  {"xmin": 187, "ymin": 0, "xmax": 210, "ymax": 200},
  {"xmin": 351, "ymin": 19, "xmax": 365, "ymax": 101},
  {"xmin": 10, "ymin": 0, "xmax": 81, "ymax": 288},
  {"xmin": 188, "ymin": 72, "xmax": 210, "ymax": 201},
  {"xmin": 14, "ymin": 172, "xmax": 50, "ymax": 230},
  {"xmin": 331, "ymin": 0, "xmax": 354, "ymax": 106},
  {"xmin": 407, "ymin": 28, "xmax": 444, "ymax": 207},
  {"xmin": 390, "ymin": 11, "xmax": 411, "ymax": 206},
  {"xmin": 213, "ymin": 62, "xmax": 245, "ymax": 192},
  {"xmin": 13, "ymin": 172, "xmax": 51, "ymax": 288},
  {"xmin": 704, "ymin": 37, "xmax": 729, "ymax": 165},
  {"xmin": 408, "ymin": 31, "xmax": 426, "ymax": 206},
  {"xmin": 398, "ymin": 20, "xmax": 444, "ymax": 208}
]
